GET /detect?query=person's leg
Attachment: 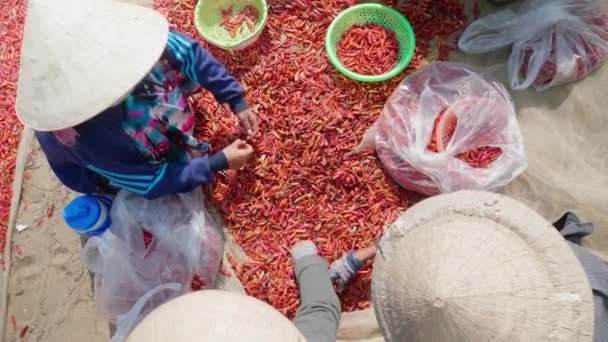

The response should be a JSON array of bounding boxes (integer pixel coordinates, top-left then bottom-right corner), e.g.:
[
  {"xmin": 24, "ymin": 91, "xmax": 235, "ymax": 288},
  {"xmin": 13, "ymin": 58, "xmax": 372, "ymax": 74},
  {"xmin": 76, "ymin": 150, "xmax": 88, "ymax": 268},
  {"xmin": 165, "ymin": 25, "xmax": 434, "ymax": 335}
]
[{"xmin": 291, "ymin": 241, "xmax": 341, "ymax": 342}]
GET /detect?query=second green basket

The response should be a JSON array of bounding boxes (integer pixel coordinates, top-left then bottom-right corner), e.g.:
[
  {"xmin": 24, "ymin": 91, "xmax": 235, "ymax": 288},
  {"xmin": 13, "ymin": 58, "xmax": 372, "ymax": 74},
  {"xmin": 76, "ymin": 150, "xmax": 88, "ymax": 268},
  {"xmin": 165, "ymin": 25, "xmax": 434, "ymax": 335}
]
[{"xmin": 325, "ymin": 4, "xmax": 416, "ymax": 82}]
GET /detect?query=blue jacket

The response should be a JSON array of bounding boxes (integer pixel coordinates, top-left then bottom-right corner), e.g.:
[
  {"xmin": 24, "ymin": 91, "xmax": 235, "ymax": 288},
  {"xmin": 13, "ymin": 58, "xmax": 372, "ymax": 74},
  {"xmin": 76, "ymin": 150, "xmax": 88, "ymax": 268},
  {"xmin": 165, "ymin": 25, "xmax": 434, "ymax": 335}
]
[{"xmin": 36, "ymin": 32, "xmax": 245, "ymax": 199}]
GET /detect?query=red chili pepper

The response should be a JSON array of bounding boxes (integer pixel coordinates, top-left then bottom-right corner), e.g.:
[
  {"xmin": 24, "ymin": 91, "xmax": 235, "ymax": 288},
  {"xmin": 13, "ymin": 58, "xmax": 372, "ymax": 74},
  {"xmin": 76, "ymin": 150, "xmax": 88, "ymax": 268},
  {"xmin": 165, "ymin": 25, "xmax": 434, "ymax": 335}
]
[
  {"xmin": 10, "ymin": 314, "xmax": 16, "ymax": 331},
  {"xmin": 46, "ymin": 205, "xmax": 54, "ymax": 217},
  {"xmin": 219, "ymin": 5, "xmax": 258, "ymax": 37},
  {"xmin": 219, "ymin": 263, "xmax": 232, "ymax": 277},
  {"xmin": 473, "ymin": 1, "xmax": 481, "ymax": 20},
  {"xmin": 426, "ymin": 109, "xmax": 503, "ymax": 168},
  {"xmin": 14, "ymin": 243, "xmax": 22, "ymax": 256},
  {"xmin": 19, "ymin": 325, "xmax": 28, "ymax": 338},
  {"xmin": 336, "ymin": 23, "xmax": 400, "ymax": 76},
  {"xmin": 142, "ymin": 229, "xmax": 153, "ymax": 249}
]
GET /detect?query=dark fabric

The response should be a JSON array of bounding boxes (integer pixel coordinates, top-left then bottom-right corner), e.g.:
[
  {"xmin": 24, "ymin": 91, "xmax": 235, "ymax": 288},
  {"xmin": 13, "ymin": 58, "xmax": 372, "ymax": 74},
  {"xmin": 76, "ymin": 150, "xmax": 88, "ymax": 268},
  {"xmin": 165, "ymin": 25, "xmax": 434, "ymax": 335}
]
[
  {"xmin": 293, "ymin": 255, "xmax": 341, "ymax": 342},
  {"xmin": 554, "ymin": 212, "xmax": 608, "ymax": 342},
  {"xmin": 36, "ymin": 120, "xmax": 215, "ymax": 200},
  {"xmin": 209, "ymin": 151, "xmax": 229, "ymax": 172}
]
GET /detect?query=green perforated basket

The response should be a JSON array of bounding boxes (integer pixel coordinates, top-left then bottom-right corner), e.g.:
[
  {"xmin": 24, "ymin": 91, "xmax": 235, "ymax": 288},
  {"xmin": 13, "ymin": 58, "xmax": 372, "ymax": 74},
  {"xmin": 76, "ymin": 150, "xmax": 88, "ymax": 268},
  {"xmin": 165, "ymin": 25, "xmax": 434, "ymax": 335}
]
[
  {"xmin": 326, "ymin": 4, "xmax": 416, "ymax": 82},
  {"xmin": 195, "ymin": 0, "xmax": 268, "ymax": 50}
]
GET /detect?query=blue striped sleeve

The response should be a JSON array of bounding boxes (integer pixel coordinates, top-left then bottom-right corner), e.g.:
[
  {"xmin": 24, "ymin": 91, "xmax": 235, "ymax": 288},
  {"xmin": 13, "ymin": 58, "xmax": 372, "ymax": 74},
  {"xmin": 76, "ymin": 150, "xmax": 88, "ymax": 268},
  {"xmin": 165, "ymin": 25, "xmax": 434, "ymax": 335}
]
[
  {"xmin": 88, "ymin": 164, "xmax": 168, "ymax": 196},
  {"xmin": 87, "ymin": 155, "xmax": 216, "ymax": 199},
  {"xmin": 164, "ymin": 31, "xmax": 249, "ymax": 113}
]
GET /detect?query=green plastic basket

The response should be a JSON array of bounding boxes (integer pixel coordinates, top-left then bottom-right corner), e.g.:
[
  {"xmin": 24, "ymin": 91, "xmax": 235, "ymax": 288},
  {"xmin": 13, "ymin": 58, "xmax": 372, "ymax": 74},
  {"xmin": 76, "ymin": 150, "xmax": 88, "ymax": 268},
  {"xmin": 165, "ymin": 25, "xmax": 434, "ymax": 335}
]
[
  {"xmin": 195, "ymin": 0, "xmax": 268, "ymax": 50},
  {"xmin": 326, "ymin": 4, "xmax": 416, "ymax": 82}
]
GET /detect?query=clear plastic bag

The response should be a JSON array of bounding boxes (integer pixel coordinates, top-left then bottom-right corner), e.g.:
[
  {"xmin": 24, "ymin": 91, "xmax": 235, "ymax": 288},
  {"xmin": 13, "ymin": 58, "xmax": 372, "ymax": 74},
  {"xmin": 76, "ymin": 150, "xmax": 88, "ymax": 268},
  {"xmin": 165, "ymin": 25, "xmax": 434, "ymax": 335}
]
[
  {"xmin": 81, "ymin": 189, "xmax": 223, "ymax": 341},
  {"xmin": 372, "ymin": 62, "xmax": 527, "ymax": 195},
  {"xmin": 458, "ymin": 0, "xmax": 608, "ymax": 90}
]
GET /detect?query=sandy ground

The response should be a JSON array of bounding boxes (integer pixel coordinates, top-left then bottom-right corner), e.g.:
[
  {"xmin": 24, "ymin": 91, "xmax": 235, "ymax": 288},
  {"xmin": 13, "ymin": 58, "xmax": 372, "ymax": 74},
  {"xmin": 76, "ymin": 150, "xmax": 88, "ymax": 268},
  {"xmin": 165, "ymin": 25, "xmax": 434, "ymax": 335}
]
[
  {"xmin": 2, "ymin": 1, "xmax": 607, "ymax": 341},
  {"xmin": 3, "ymin": 144, "xmax": 109, "ymax": 342}
]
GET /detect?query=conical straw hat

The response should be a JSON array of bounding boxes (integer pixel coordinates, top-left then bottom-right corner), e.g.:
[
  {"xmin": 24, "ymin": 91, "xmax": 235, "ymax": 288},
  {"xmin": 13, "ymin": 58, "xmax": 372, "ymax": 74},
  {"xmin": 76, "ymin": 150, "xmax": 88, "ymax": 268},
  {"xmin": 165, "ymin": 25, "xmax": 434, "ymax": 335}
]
[
  {"xmin": 127, "ymin": 290, "xmax": 306, "ymax": 342},
  {"xmin": 372, "ymin": 191, "xmax": 594, "ymax": 342},
  {"xmin": 16, "ymin": 0, "xmax": 168, "ymax": 131}
]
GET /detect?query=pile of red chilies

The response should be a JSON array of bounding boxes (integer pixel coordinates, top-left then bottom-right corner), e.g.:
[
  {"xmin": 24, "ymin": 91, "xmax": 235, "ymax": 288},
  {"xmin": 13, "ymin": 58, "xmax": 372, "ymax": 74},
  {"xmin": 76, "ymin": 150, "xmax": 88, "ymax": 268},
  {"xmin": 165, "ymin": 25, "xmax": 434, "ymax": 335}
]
[
  {"xmin": 336, "ymin": 23, "xmax": 400, "ymax": 75},
  {"xmin": 426, "ymin": 110, "xmax": 503, "ymax": 168},
  {"xmin": 220, "ymin": 5, "xmax": 258, "ymax": 37},
  {"xmin": 0, "ymin": 0, "xmax": 26, "ymax": 259},
  {"xmin": 154, "ymin": 0, "xmax": 467, "ymax": 317}
]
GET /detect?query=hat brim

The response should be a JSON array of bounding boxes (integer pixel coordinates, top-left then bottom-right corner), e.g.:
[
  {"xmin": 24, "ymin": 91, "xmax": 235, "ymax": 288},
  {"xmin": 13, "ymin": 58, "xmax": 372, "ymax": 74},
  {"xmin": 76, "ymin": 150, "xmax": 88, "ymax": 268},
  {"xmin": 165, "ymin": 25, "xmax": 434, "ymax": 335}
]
[
  {"xmin": 16, "ymin": 0, "xmax": 169, "ymax": 131},
  {"xmin": 127, "ymin": 290, "xmax": 306, "ymax": 342},
  {"xmin": 372, "ymin": 191, "xmax": 594, "ymax": 342}
]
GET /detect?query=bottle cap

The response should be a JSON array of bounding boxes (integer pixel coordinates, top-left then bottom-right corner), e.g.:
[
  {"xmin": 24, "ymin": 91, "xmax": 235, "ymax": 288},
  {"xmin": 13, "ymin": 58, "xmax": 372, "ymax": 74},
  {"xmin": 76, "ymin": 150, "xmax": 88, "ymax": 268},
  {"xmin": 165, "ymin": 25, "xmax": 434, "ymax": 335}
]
[{"xmin": 62, "ymin": 196, "xmax": 102, "ymax": 231}]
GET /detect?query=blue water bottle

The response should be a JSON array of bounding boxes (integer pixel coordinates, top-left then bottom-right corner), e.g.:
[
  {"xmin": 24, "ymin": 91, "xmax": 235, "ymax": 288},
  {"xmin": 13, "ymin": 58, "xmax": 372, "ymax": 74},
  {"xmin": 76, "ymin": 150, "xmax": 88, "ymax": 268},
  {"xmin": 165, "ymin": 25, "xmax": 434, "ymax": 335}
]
[{"xmin": 62, "ymin": 195, "xmax": 113, "ymax": 236}]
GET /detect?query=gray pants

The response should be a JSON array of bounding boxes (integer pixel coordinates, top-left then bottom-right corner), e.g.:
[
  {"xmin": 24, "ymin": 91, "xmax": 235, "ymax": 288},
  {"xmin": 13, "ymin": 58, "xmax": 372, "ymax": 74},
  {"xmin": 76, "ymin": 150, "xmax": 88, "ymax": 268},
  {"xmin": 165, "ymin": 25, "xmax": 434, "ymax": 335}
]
[{"xmin": 293, "ymin": 255, "xmax": 342, "ymax": 342}]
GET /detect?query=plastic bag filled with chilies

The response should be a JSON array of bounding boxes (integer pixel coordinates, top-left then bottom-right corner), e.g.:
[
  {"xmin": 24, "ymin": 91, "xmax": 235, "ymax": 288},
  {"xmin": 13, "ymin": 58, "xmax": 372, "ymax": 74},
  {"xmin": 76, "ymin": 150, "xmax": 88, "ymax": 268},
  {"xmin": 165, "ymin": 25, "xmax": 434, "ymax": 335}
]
[
  {"xmin": 81, "ymin": 189, "xmax": 223, "ymax": 341},
  {"xmin": 374, "ymin": 62, "xmax": 527, "ymax": 195},
  {"xmin": 458, "ymin": 0, "xmax": 608, "ymax": 91}
]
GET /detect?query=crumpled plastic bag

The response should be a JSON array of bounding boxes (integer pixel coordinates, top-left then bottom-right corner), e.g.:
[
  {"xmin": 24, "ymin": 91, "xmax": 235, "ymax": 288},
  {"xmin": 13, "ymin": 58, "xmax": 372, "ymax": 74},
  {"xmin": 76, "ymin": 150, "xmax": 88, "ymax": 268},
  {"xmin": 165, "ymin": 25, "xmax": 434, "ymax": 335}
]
[
  {"xmin": 81, "ymin": 189, "xmax": 223, "ymax": 341},
  {"xmin": 458, "ymin": 0, "xmax": 608, "ymax": 91},
  {"xmin": 348, "ymin": 62, "xmax": 527, "ymax": 195}
]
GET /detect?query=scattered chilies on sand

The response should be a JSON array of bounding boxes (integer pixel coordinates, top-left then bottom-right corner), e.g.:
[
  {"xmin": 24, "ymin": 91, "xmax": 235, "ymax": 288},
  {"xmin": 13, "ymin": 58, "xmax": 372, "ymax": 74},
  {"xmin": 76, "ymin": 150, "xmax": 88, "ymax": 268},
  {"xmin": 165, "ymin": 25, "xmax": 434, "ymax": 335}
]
[
  {"xmin": 155, "ymin": 0, "xmax": 468, "ymax": 317},
  {"xmin": 337, "ymin": 23, "xmax": 400, "ymax": 75},
  {"xmin": 220, "ymin": 5, "xmax": 258, "ymax": 37}
]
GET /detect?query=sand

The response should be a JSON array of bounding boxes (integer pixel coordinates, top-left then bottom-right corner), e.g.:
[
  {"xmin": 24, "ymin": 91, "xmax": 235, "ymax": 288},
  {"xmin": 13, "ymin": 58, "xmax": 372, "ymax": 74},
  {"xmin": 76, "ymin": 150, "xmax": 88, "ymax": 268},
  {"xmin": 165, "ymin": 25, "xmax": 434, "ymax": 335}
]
[{"xmin": 3, "ymin": 144, "xmax": 109, "ymax": 342}]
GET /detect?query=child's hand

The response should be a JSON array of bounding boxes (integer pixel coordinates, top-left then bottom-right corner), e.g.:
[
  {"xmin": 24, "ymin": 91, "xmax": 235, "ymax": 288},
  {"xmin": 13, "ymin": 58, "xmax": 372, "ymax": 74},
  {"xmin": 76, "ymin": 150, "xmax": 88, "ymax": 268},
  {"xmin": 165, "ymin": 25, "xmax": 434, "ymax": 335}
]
[
  {"xmin": 237, "ymin": 108, "xmax": 259, "ymax": 139},
  {"xmin": 223, "ymin": 139, "xmax": 254, "ymax": 170}
]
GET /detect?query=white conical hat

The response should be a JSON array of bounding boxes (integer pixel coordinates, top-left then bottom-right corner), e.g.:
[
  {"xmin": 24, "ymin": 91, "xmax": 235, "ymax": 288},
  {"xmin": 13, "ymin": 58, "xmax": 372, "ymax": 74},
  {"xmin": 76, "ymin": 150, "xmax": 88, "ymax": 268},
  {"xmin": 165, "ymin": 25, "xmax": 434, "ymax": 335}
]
[
  {"xmin": 127, "ymin": 290, "xmax": 306, "ymax": 342},
  {"xmin": 372, "ymin": 191, "xmax": 594, "ymax": 342},
  {"xmin": 16, "ymin": 0, "xmax": 169, "ymax": 131}
]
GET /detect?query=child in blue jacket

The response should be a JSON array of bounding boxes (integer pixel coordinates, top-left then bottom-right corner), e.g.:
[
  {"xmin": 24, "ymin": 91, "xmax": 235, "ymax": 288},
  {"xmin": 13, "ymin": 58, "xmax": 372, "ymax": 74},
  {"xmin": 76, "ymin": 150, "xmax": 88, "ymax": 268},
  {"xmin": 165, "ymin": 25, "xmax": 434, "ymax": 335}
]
[{"xmin": 16, "ymin": 0, "xmax": 257, "ymax": 199}]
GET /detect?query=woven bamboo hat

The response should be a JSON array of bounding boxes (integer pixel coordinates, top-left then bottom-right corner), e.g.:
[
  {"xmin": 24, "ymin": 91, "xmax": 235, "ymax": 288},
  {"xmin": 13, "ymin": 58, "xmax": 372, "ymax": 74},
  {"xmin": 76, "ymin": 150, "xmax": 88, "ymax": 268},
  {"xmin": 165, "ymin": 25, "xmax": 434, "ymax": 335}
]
[
  {"xmin": 372, "ymin": 191, "xmax": 594, "ymax": 342},
  {"xmin": 127, "ymin": 290, "xmax": 306, "ymax": 342},
  {"xmin": 16, "ymin": 0, "xmax": 168, "ymax": 131}
]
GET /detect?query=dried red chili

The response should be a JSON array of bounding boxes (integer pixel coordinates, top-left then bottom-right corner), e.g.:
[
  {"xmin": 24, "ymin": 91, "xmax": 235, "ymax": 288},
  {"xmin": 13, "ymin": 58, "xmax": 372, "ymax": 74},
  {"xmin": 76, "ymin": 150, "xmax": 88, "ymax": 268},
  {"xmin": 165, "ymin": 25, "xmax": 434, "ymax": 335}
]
[
  {"xmin": 153, "ymin": 0, "xmax": 468, "ymax": 318},
  {"xmin": 219, "ymin": 5, "xmax": 258, "ymax": 37},
  {"xmin": 427, "ymin": 109, "xmax": 503, "ymax": 168},
  {"xmin": 46, "ymin": 205, "xmax": 55, "ymax": 217},
  {"xmin": 14, "ymin": 243, "xmax": 22, "ymax": 257},
  {"xmin": 336, "ymin": 24, "xmax": 399, "ymax": 76},
  {"xmin": 142, "ymin": 230, "xmax": 153, "ymax": 249},
  {"xmin": 473, "ymin": 1, "xmax": 480, "ymax": 20},
  {"xmin": 19, "ymin": 325, "xmax": 28, "ymax": 338},
  {"xmin": 219, "ymin": 263, "xmax": 232, "ymax": 277}
]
